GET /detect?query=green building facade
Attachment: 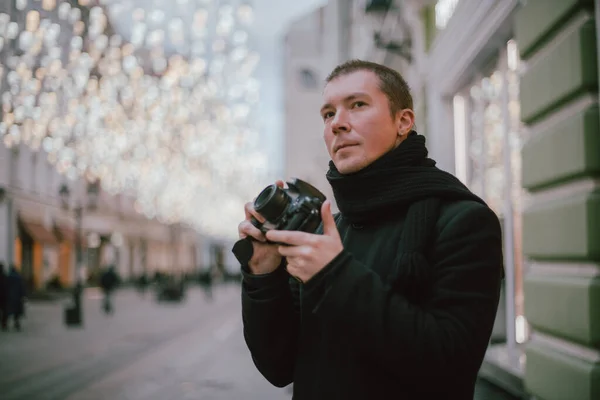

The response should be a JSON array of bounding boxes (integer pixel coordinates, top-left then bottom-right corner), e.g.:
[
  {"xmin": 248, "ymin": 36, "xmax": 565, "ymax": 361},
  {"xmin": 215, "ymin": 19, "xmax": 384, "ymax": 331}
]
[
  {"xmin": 517, "ymin": 1, "xmax": 600, "ymax": 399},
  {"xmin": 400, "ymin": 0, "xmax": 600, "ymax": 398}
]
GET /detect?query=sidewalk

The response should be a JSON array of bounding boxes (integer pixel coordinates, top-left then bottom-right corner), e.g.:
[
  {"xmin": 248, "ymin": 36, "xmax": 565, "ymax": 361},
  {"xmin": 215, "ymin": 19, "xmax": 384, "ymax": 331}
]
[
  {"xmin": 1, "ymin": 283, "xmax": 519, "ymax": 400},
  {"xmin": 0, "ymin": 283, "xmax": 290, "ymax": 400},
  {"xmin": 0, "ymin": 285, "xmax": 238, "ymax": 383}
]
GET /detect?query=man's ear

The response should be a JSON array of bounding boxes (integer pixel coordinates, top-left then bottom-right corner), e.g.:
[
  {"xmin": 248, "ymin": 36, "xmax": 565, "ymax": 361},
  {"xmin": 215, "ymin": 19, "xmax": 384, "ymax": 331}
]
[{"xmin": 396, "ymin": 109, "xmax": 416, "ymax": 137}]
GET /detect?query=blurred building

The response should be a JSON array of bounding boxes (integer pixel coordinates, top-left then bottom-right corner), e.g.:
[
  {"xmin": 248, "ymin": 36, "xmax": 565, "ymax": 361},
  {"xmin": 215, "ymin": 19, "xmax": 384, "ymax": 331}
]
[
  {"xmin": 282, "ymin": 2, "xmax": 338, "ymax": 208},
  {"xmin": 284, "ymin": 0, "xmax": 600, "ymax": 399},
  {"xmin": 0, "ymin": 141, "xmax": 202, "ymax": 291}
]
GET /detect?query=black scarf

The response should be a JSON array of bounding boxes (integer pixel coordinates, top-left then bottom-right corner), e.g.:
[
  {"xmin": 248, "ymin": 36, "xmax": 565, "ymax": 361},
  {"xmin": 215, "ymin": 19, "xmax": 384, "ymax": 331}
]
[{"xmin": 326, "ymin": 131, "xmax": 488, "ymax": 300}]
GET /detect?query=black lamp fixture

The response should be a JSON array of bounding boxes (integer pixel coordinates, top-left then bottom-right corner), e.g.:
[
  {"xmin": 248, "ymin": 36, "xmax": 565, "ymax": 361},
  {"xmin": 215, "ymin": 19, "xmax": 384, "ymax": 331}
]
[
  {"xmin": 86, "ymin": 181, "xmax": 100, "ymax": 210},
  {"xmin": 59, "ymin": 183, "xmax": 70, "ymax": 210},
  {"xmin": 59, "ymin": 181, "xmax": 100, "ymax": 211},
  {"xmin": 58, "ymin": 181, "xmax": 85, "ymax": 327},
  {"xmin": 364, "ymin": 0, "xmax": 393, "ymax": 13},
  {"xmin": 364, "ymin": 0, "xmax": 413, "ymax": 63},
  {"xmin": 298, "ymin": 67, "xmax": 319, "ymax": 90},
  {"xmin": 373, "ymin": 32, "xmax": 412, "ymax": 63}
]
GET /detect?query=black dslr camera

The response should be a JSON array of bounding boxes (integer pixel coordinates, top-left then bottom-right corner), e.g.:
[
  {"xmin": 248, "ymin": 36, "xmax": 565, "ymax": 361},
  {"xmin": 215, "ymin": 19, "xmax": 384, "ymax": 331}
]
[{"xmin": 232, "ymin": 178, "xmax": 326, "ymax": 265}]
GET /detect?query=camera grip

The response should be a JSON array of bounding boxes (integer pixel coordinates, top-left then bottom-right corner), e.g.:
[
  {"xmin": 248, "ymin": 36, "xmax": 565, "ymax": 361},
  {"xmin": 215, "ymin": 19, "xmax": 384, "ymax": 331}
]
[
  {"xmin": 232, "ymin": 216, "xmax": 271, "ymax": 265},
  {"xmin": 232, "ymin": 237, "xmax": 254, "ymax": 265}
]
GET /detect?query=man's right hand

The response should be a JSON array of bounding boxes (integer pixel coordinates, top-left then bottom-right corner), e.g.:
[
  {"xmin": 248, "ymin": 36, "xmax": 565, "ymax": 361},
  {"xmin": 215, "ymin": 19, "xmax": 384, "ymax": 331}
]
[{"xmin": 238, "ymin": 180, "xmax": 285, "ymax": 275}]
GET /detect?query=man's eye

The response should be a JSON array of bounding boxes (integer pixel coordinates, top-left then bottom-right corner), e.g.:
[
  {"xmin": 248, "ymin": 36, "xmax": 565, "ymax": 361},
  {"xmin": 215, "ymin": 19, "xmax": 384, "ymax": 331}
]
[
  {"xmin": 323, "ymin": 111, "xmax": 334, "ymax": 120},
  {"xmin": 352, "ymin": 101, "xmax": 366, "ymax": 108}
]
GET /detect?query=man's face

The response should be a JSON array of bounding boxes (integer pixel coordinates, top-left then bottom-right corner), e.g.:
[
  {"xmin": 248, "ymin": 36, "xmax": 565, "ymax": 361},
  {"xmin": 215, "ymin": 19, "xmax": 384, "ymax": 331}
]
[{"xmin": 321, "ymin": 70, "xmax": 410, "ymax": 174}]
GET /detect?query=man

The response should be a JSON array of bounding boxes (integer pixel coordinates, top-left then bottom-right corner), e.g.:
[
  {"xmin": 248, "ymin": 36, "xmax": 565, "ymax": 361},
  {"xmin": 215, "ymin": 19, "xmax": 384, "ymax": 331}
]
[
  {"xmin": 238, "ymin": 60, "xmax": 503, "ymax": 399},
  {"xmin": 4, "ymin": 265, "xmax": 25, "ymax": 331},
  {"xmin": 0, "ymin": 262, "xmax": 7, "ymax": 331},
  {"xmin": 100, "ymin": 266, "xmax": 118, "ymax": 314}
]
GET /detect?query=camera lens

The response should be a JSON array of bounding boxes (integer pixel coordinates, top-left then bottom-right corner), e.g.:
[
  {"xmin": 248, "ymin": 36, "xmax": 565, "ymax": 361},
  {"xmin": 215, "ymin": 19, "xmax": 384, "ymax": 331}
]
[{"xmin": 254, "ymin": 185, "xmax": 290, "ymax": 222}]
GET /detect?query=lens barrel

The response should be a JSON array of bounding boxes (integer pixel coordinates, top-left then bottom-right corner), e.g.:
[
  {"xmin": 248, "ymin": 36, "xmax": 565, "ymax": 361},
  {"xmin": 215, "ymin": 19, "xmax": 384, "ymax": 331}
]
[{"xmin": 254, "ymin": 185, "xmax": 290, "ymax": 222}]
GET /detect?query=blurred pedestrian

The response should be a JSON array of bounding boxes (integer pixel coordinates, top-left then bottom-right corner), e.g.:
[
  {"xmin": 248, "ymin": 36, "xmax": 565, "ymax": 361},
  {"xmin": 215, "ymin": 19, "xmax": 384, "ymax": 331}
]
[
  {"xmin": 0, "ymin": 262, "xmax": 7, "ymax": 331},
  {"xmin": 198, "ymin": 267, "xmax": 214, "ymax": 301},
  {"xmin": 136, "ymin": 273, "xmax": 149, "ymax": 297},
  {"xmin": 3, "ymin": 265, "xmax": 25, "ymax": 331},
  {"xmin": 100, "ymin": 266, "xmax": 118, "ymax": 314},
  {"xmin": 237, "ymin": 60, "xmax": 504, "ymax": 399}
]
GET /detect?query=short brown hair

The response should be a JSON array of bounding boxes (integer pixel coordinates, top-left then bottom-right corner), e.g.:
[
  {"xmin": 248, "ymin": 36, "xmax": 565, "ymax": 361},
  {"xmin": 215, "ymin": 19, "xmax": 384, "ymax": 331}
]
[{"xmin": 325, "ymin": 59, "xmax": 413, "ymax": 116}]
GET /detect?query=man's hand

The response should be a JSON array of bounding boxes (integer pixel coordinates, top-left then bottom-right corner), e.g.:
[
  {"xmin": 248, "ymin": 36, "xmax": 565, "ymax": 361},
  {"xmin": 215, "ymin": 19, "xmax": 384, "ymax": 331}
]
[
  {"xmin": 266, "ymin": 200, "xmax": 343, "ymax": 283},
  {"xmin": 238, "ymin": 180, "xmax": 285, "ymax": 275}
]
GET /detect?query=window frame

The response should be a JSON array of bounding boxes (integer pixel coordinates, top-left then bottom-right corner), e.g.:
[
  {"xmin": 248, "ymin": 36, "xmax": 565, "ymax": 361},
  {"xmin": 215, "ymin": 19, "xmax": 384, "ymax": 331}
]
[{"xmin": 452, "ymin": 40, "xmax": 527, "ymax": 352}]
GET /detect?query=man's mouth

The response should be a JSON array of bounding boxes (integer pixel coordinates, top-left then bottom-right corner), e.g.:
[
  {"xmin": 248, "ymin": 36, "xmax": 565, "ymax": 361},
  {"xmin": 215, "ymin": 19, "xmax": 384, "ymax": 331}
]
[{"xmin": 335, "ymin": 143, "xmax": 358, "ymax": 152}]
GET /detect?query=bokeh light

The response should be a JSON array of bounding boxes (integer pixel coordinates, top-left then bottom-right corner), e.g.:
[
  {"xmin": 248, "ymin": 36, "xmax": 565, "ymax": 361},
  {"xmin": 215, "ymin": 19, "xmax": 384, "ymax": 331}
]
[{"xmin": 0, "ymin": 0, "xmax": 269, "ymax": 240}]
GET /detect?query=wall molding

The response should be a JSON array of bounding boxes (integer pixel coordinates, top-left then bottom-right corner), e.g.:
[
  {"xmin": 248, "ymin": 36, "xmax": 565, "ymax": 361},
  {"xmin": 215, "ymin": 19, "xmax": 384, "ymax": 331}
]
[
  {"xmin": 524, "ymin": 93, "xmax": 598, "ymax": 140},
  {"xmin": 530, "ymin": 331, "xmax": 600, "ymax": 364},
  {"xmin": 521, "ymin": 9, "xmax": 593, "ymax": 68},
  {"xmin": 524, "ymin": 177, "xmax": 600, "ymax": 209},
  {"xmin": 427, "ymin": 0, "xmax": 519, "ymax": 95},
  {"xmin": 528, "ymin": 260, "xmax": 600, "ymax": 279}
]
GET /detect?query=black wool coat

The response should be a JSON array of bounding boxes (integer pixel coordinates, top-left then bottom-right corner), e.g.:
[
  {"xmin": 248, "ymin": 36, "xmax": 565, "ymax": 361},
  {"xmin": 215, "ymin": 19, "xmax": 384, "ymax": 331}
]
[{"xmin": 241, "ymin": 199, "xmax": 504, "ymax": 399}]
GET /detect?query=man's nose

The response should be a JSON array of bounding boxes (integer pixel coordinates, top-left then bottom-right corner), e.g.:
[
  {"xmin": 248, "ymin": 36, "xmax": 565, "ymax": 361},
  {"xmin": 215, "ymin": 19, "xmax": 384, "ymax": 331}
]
[{"xmin": 331, "ymin": 111, "xmax": 350, "ymax": 134}]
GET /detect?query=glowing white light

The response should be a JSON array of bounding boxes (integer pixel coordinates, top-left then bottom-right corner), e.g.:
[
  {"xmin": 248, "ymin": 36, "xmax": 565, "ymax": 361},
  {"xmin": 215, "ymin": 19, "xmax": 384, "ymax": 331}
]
[{"xmin": 0, "ymin": 0, "xmax": 266, "ymax": 240}]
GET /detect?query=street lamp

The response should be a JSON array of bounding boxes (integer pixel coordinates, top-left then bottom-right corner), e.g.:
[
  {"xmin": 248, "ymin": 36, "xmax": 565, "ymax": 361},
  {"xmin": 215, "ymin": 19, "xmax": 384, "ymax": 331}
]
[
  {"xmin": 59, "ymin": 182, "xmax": 98, "ymax": 327},
  {"xmin": 0, "ymin": 185, "xmax": 16, "ymax": 269}
]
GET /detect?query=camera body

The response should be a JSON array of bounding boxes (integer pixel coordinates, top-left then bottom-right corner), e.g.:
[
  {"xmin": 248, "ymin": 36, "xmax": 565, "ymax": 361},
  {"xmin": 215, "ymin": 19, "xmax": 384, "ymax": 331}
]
[
  {"xmin": 251, "ymin": 178, "xmax": 326, "ymax": 235},
  {"xmin": 232, "ymin": 178, "xmax": 326, "ymax": 265}
]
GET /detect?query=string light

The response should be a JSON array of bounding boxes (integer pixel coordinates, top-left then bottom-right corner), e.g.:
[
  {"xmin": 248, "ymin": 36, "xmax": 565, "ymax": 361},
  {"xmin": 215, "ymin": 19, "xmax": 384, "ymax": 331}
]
[{"xmin": 0, "ymin": 0, "xmax": 269, "ymax": 240}]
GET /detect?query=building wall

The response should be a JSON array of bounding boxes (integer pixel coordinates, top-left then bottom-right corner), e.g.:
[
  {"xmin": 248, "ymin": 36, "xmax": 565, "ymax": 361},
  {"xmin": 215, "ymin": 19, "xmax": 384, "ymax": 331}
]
[
  {"xmin": 514, "ymin": 1, "xmax": 600, "ymax": 399},
  {"xmin": 0, "ymin": 139, "xmax": 201, "ymax": 288},
  {"xmin": 283, "ymin": 5, "xmax": 336, "ymax": 209}
]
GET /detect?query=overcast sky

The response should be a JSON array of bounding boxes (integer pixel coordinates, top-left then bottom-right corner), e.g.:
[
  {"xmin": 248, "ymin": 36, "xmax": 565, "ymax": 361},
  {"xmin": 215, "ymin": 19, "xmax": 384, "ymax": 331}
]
[{"xmin": 108, "ymin": 0, "xmax": 327, "ymax": 177}]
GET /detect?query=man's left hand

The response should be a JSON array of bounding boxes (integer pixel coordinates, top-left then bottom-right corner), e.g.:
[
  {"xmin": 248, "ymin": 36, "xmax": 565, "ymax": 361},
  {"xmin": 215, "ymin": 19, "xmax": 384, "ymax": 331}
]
[{"xmin": 265, "ymin": 200, "xmax": 343, "ymax": 283}]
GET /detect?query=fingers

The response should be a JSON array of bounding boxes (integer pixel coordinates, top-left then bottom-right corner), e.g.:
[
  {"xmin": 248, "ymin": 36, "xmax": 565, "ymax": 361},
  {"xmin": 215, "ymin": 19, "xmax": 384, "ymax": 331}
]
[
  {"xmin": 276, "ymin": 180, "xmax": 284, "ymax": 188},
  {"xmin": 277, "ymin": 244, "xmax": 310, "ymax": 258},
  {"xmin": 238, "ymin": 220, "xmax": 266, "ymax": 242},
  {"xmin": 266, "ymin": 230, "xmax": 313, "ymax": 246},
  {"xmin": 285, "ymin": 256, "xmax": 305, "ymax": 282},
  {"xmin": 244, "ymin": 201, "xmax": 265, "ymax": 223},
  {"xmin": 286, "ymin": 266, "xmax": 304, "ymax": 284},
  {"xmin": 321, "ymin": 200, "xmax": 339, "ymax": 237}
]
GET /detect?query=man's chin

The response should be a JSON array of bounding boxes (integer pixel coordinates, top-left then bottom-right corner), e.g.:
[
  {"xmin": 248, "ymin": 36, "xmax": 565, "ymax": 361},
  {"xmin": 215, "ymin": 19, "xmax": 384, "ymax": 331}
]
[{"xmin": 334, "ymin": 159, "xmax": 367, "ymax": 175}]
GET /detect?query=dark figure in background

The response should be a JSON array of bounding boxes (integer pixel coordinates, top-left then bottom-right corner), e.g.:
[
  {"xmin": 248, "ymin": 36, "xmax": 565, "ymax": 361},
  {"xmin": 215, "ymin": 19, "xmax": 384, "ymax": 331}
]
[
  {"xmin": 2, "ymin": 265, "xmax": 25, "ymax": 331},
  {"xmin": 0, "ymin": 262, "xmax": 7, "ymax": 330},
  {"xmin": 198, "ymin": 267, "xmax": 214, "ymax": 301},
  {"xmin": 136, "ymin": 273, "xmax": 149, "ymax": 297},
  {"xmin": 100, "ymin": 266, "xmax": 118, "ymax": 314},
  {"xmin": 238, "ymin": 60, "xmax": 504, "ymax": 399}
]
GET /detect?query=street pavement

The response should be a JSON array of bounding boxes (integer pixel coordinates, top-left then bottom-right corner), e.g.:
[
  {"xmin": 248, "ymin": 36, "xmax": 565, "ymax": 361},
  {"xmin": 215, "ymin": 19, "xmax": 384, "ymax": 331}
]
[
  {"xmin": 0, "ymin": 284, "xmax": 519, "ymax": 400},
  {"xmin": 0, "ymin": 284, "xmax": 290, "ymax": 400}
]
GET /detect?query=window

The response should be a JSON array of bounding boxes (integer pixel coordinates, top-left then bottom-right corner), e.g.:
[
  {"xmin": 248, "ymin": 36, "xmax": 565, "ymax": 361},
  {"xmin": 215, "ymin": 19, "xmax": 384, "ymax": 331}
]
[{"xmin": 453, "ymin": 39, "xmax": 527, "ymax": 349}]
